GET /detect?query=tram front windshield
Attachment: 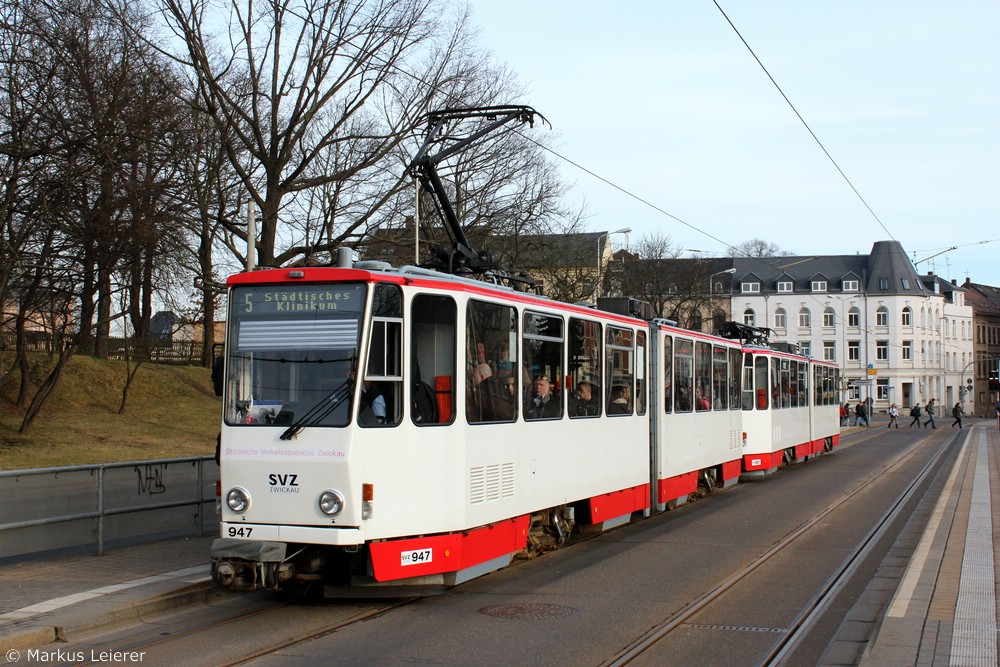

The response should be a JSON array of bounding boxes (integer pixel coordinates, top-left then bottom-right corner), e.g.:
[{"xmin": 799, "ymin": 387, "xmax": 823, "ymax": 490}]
[{"xmin": 224, "ymin": 283, "xmax": 367, "ymax": 427}]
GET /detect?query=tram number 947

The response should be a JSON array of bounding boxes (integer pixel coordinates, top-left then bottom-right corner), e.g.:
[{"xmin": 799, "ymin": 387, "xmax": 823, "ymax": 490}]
[
  {"xmin": 227, "ymin": 526, "xmax": 253, "ymax": 538},
  {"xmin": 400, "ymin": 548, "xmax": 433, "ymax": 567}
]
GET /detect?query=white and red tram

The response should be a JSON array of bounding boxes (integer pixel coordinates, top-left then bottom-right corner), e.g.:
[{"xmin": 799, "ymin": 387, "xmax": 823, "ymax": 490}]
[
  {"xmin": 211, "ymin": 261, "xmax": 841, "ymax": 595},
  {"xmin": 739, "ymin": 347, "xmax": 841, "ymax": 478}
]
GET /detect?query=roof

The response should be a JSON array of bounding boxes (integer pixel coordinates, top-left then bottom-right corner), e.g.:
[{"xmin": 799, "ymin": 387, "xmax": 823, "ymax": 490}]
[{"xmin": 731, "ymin": 240, "xmax": 930, "ymax": 296}]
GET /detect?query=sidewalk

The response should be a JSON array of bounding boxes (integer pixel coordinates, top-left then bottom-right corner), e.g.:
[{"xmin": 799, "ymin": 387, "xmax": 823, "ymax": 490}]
[
  {"xmin": 826, "ymin": 421, "xmax": 999, "ymax": 666},
  {"xmin": 0, "ymin": 535, "xmax": 214, "ymax": 653}
]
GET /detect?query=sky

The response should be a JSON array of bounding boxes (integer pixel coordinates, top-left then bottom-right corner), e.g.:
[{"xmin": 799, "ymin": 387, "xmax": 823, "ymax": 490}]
[{"xmin": 467, "ymin": 1, "xmax": 1000, "ymax": 287}]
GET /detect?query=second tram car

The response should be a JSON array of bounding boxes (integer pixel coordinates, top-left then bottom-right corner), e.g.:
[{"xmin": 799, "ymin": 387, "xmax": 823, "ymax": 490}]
[
  {"xmin": 210, "ymin": 260, "xmax": 841, "ymax": 596},
  {"xmin": 740, "ymin": 346, "xmax": 840, "ymax": 478}
]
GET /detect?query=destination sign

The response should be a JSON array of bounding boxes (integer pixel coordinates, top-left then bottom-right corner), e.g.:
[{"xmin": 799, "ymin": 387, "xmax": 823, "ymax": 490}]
[{"xmin": 235, "ymin": 284, "xmax": 365, "ymax": 315}]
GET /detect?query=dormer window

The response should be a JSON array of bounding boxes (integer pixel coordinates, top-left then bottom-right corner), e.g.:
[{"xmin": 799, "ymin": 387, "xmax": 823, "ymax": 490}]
[
  {"xmin": 741, "ymin": 282, "xmax": 760, "ymax": 294},
  {"xmin": 843, "ymin": 279, "xmax": 859, "ymax": 292},
  {"xmin": 777, "ymin": 280, "xmax": 793, "ymax": 293},
  {"xmin": 811, "ymin": 280, "xmax": 827, "ymax": 292}
]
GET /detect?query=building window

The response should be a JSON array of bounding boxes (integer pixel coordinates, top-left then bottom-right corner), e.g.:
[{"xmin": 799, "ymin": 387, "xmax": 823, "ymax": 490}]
[
  {"xmin": 879, "ymin": 277, "xmax": 888, "ymax": 290},
  {"xmin": 848, "ymin": 341, "xmax": 860, "ymax": 361},
  {"xmin": 848, "ymin": 307, "xmax": 860, "ymax": 327},
  {"xmin": 743, "ymin": 309, "xmax": 756, "ymax": 326},
  {"xmin": 741, "ymin": 282, "xmax": 760, "ymax": 294},
  {"xmin": 774, "ymin": 308, "xmax": 787, "ymax": 329},
  {"xmin": 877, "ymin": 379, "xmax": 889, "ymax": 400},
  {"xmin": 901, "ymin": 307, "xmax": 912, "ymax": 326},
  {"xmin": 798, "ymin": 308, "xmax": 811, "ymax": 328},
  {"xmin": 902, "ymin": 340, "xmax": 912, "ymax": 360},
  {"xmin": 799, "ymin": 341, "xmax": 811, "ymax": 357},
  {"xmin": 876, "ymin": 306, "xmax": 888, "ymax": 327},
  {"xmin": 811, "ymin": 280, "xmax": 827, "ymax": 292},
  {"xmin": 876, "ymin": 340, "xmax": 888, "ymax": 360},
  {"xmin": 823, "ymin": 308, "xmax": 835, "ymax": 327},
  {"xmin": 823, "ymin": 341, "xmax": 835, "ymax": 361},
  {"xmin": 777, "ymin": 280, "xmax": 793, "ymax": 293},
  {"xmin": 848, "ymin": 384, "xmax": 860, "ymax": 400},
  {"xmin": 843, "ymin": 279, "xmax": 859, "ymax": 292}
]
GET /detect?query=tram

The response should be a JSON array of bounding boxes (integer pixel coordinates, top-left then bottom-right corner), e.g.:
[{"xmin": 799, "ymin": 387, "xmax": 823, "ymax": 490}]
[
  {"xmin": 209, "ymin": 105, "xmax": 840, "ymax": 595},
  {"xmin": 210, "ymin": 261, "xmax": 840, "ymax": 595}
]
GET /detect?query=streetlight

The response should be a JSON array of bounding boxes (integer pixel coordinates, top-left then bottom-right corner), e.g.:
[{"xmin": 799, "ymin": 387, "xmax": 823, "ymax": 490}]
[
  {"xmin": 708, "ymin": 267, "xmax": 736, "ymax": 294},
  {"xmin": 596, "ymin": 227, "xmax": 631, "ymax": 299}
]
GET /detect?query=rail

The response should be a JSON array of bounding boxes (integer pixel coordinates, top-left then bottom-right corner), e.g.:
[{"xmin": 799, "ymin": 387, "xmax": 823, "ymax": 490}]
[{"xmin": 0, "ymin": 456, "xmax": 219, "ymax": 558}]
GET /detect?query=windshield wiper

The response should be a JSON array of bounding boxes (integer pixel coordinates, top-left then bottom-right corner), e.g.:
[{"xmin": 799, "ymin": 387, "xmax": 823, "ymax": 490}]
[{"xmin": 279, "ymin": 381, "xmax": 352, "ymax": 440}]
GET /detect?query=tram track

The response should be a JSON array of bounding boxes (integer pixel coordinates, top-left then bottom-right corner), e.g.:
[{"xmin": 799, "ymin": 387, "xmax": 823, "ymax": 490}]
[
  {"xmin": 66, "ymin": 596, "xmax": 418, "ymax": 667},
  {"xmin": 215, "ymin": 597, "xmax": 418, "ymax": 667},
  {"xmin": 601, "ymin": 429, "xmax": 959, "ymax": 666}
]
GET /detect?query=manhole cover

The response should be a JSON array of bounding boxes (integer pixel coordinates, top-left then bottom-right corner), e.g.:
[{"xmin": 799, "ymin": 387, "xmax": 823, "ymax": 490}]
[{"xmin": 480, "ymin": 603, "xmax": 575, "ymax": 619}]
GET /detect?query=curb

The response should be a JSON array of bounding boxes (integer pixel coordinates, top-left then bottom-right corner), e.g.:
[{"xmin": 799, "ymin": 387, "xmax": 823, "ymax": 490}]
[{"xmin": 0, "ymin": 578, "xmax": 215, "ymax": 653}]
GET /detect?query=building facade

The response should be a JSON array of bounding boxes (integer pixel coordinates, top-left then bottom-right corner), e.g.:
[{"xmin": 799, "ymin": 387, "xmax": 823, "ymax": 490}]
[
  {"xmin": 961, "ymin": 280, "xmax": 1000, "ymax": 417},
  {"xmin": 728, "ymin": 241, "xmax": 973, "ymax": 413}
]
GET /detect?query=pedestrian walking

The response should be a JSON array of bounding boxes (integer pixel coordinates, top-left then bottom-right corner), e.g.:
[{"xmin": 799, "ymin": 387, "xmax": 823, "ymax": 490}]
[
  {"xmin": 855, "ymin": 401, "xmax": 869, "ymax": 428},
  {"xmin": 923, "ymin": 398, "xmax": 937, "ymax": 429},
  {"xmin": 951, "ymin": 402, "xmax": 964, "ymax": 429},
  {"xmin": 909, "ymin": 402, "xmax": 922, "ymax": 427},
  {"xmin": 887, "ymin": 403, "xmax": 899, "ymax": 428}
]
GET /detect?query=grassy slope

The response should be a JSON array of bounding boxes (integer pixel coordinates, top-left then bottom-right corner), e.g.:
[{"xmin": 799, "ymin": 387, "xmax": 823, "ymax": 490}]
[{"xmin": 0, "ymin": 355, "xmax": 220, "ymax": 469}]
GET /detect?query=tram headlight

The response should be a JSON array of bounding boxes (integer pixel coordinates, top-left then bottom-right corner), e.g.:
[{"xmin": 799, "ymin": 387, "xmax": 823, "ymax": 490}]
[
  {"xmin": 226, "ymin": 487, "xmax": 251, "ymax": 513},
  {"xmin": 318, "ymin": 489, "xmax": 345, "ymax": 516}
]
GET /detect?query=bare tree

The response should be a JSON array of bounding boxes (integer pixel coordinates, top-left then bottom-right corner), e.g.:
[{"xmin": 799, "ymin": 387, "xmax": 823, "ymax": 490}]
[
  {"xmin": 618, "ymin": 232, "xmax": 684, "ymax": 317},
  {"xmin": 729, "ymin": 238, "xmax": 792, "ymax": 258},
  {"xmin": 160, "ymin": 0, "xmax": 471, "ymax": 268}
]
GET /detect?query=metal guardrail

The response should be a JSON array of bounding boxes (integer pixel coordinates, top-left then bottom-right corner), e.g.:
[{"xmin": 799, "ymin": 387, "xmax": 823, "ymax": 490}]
[{"xmin": 0, "ymin": 456, "xmax": 219, "ymax": 558}]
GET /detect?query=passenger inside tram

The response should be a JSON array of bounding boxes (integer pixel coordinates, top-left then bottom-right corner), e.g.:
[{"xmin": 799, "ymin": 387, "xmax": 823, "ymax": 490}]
[
  {"xmin": 570, "ymin": 381, "xmax": 599, "ymax": 416},
  {"xmin": 525, "ymin": 374, "xmax": 561, "ymax": 420},
  {"xmin": 608, "ymin": 385, "xmax": 631, "ymax": 414}
]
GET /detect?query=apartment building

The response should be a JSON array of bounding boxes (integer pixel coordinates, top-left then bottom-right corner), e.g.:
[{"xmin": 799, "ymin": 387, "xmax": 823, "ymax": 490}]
[{"xmin": 729, "ymin": 240, "xmax": 973, "ymax": 412}]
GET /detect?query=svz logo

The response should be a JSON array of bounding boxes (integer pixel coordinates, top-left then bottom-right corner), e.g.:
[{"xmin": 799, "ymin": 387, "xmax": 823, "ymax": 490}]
[{"xmin": 268, "ymin": 473, "xmax": 300, "ymax": 493}]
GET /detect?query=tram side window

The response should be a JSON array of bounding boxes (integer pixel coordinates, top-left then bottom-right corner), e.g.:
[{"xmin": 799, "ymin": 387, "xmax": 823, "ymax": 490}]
[
  {"xmin": 813, "ymin": 366, "xmax": 820, "ymax": 406},
  {"xmin": 771, "ymin": 358, "xmax": 781, "ymax": 409},
  {"xmin": 694, "ymin": 341, "xmax": 711, "ymax": 411},
  {"xmin": 729, "ymin": 347, "xmax": 741, "ymax": 410},
  {"xmin": 742, "ymin": 353, "xmax": 754, "ymax": 410},
  {"xmin": 820, "ymin": 367, "xmax": 826, "ymax": 406},
  {"xmin": 781, "ymin": 359, "xmax": 791, "ymax": 409},
  {"xmin": 825, "ymin": 367, "xmax": 833, "ymax": 405},
  {"xmin": 785, "ymin": 360, "xmax": 796, "ymax": 409},
  {"xmin": 523, "ymin": 312, "xmax": 564, "ymax": 421},
  {"xmin": 569, "ymin": 318, "xmax": 602, "ymax": 418},
  {"xmin": 663, "ymin": 335, "xmax": 673, "ymax": 414},
  {"xmin": 755, "ymin": 356, "xmax": 769, "ymax": 410},
  {"xmin": 797, "ymin": 362, "xmax": 807, "ymax": 407},
  {"xmin": 635, "ymin": 331, "xmax": 647, "ymax": 416},
  {"xmin": 606, "ymin": 326, "xmax": 634, "ymax": 416},
  {"xmin": 466, "ymin": 300, "xmax": 518, "ymax": 424},
  {"xmin": 410, "ymin": 294, "xmax": 456, "ymax": 426},
  {"xmin": 713, "ymin": 346, "xmax": 728, "ymax": 410},
  {"xmin": 360, "ymin": 284, "xmax": 403, "ymax": 427},
  {"xmin": 674, "ymin": 338, "xmax": 693, "ymax": 412}
]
